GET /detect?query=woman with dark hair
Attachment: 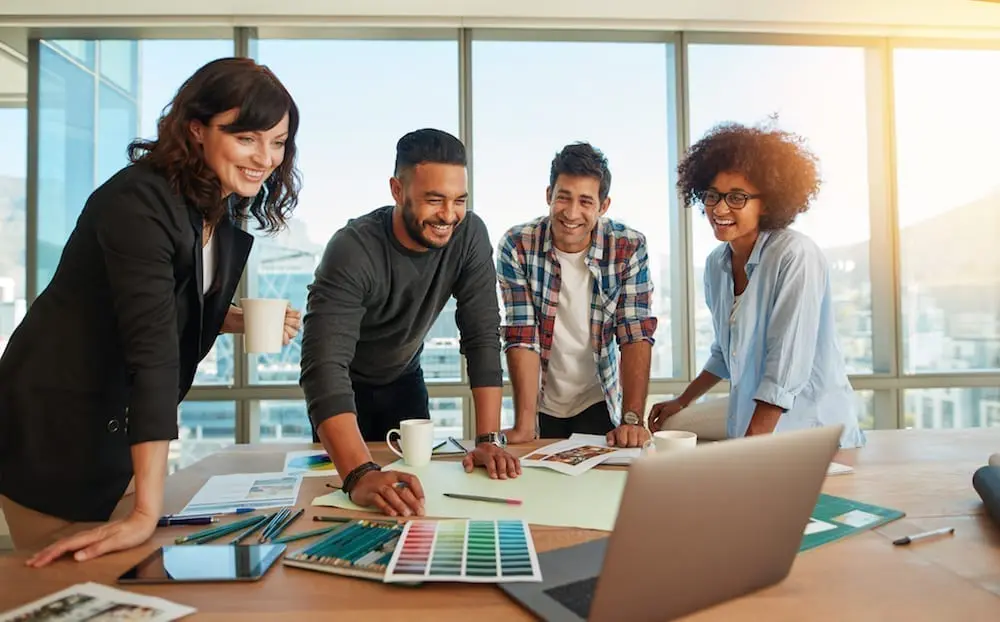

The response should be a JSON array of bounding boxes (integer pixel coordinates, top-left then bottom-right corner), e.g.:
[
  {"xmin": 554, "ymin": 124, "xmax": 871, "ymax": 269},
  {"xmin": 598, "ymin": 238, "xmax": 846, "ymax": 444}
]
[
  {"xmin": 0, "ymin": 57, "xmax": 302, "ymax": 564},
  {"xmin": 648, "ymin": 121, "xmax": 864, "ymax": 448}
]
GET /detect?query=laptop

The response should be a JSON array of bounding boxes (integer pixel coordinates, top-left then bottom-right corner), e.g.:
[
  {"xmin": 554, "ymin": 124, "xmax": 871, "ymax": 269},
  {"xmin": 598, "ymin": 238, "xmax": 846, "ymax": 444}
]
[{"xmin": 501, "ymin": 425, "xmax": 843, "ymax": 621}]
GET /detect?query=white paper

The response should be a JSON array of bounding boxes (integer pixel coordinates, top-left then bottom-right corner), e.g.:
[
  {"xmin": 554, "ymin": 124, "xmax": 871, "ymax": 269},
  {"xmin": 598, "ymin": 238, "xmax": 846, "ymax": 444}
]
[
  {"xmin": 283, "ymin": 450, "xmax": 338, "ymax": 478},
  {"xmin": 521, "ymin": 437, "xmax": 637, "ymax": 476},
  {"xmin": 0, "ymin": 582, "xmax": 195, "ymax": 621},
  {"xmin": 804, "ymin": 518, "xmax": 838, "ymax": 536},
  {"xmin": 827, "ymin": 462, "xmax": 854, "ymax": 476},
  {"xmin": 176, "ymin": 472, "xmax": 302, "ymax": 516}
]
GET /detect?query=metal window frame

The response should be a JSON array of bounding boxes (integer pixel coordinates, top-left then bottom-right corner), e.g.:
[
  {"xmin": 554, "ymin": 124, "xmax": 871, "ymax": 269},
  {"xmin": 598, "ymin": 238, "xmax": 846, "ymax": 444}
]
[{"xmin": 19, "ymin": 24, "xmax": 1000, "ymax": 446}]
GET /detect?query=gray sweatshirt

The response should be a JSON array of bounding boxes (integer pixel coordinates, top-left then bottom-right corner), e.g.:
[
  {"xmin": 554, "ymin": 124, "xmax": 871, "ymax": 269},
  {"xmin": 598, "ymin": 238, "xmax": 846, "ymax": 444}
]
[{"xmin": 300, "ymin": 205, "xmax": 502, "ymax": 427}]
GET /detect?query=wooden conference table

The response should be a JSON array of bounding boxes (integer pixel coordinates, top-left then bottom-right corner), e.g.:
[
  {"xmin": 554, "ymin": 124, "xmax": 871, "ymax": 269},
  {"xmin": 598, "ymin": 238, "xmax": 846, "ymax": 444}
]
[{"xmin": 2, "ymin": 429, "xmax": 1000, "ymax": 620}]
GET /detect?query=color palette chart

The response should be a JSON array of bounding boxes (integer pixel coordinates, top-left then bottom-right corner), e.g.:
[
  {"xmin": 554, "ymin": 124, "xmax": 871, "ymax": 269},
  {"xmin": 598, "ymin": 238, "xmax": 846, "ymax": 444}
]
[{"xmin": 384, "ymin": 519, "xmax": 542, "ymax": 584}]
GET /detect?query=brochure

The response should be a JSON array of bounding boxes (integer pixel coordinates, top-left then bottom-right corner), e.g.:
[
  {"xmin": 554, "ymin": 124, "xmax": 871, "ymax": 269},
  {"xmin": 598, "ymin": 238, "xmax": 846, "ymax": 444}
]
[{"xmin": 521, "ymin": 436, "xmax": 637, "ymax": 475}]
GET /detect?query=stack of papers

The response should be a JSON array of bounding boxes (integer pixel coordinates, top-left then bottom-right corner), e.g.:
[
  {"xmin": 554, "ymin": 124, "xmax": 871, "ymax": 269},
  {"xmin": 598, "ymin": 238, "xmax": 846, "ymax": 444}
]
[{"xmin": 175, "ymin": 472, "xmax": 303, "ymax": 516}]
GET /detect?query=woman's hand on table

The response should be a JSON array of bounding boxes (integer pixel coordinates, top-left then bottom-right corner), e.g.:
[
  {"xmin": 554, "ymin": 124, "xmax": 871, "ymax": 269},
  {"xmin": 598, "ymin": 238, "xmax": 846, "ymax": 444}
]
[{"xmin": 26, "ymin": 508, "xmax": 159, "ymax": 568}]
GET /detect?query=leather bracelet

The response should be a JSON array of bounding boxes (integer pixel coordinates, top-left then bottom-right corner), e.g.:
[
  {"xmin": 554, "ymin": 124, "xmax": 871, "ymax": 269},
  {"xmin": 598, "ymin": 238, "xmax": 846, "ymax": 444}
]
[{"xmin": 343, "ymin": 461, "xmax": 381, "ymax": 496}]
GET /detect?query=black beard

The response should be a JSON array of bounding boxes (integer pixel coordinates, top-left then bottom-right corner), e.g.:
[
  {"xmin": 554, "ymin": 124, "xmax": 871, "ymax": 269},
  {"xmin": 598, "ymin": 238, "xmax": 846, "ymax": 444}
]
[{"xmin": 402, "ymin": 197, "xmax": 452, "ymax": 249}]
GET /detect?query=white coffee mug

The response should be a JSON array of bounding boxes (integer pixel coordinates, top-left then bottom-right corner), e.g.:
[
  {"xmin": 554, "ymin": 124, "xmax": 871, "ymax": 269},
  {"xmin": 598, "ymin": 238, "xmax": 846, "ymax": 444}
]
[
  {"xmin": 241, "ymin": 298, "xmax": 288, "ymax": 354},
  {"xmin": 648, "ymin": 430, "xmax": 698, "ymax": 453},
  {"xmin": 385, "ymin": 419, "xmax": 435, "ymax": 467}
]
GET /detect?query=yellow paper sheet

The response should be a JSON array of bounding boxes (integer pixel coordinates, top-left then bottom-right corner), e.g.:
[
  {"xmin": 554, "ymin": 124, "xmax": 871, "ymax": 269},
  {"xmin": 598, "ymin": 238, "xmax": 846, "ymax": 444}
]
[{"xmin": 312, "ymin": 460, "xmax": 628, "ymax": 531}]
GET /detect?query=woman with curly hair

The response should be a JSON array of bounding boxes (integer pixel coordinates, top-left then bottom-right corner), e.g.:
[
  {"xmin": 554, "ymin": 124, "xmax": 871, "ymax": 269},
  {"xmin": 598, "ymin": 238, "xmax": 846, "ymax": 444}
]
[
  {"xmin": 648, "ymin": 121, "xmax": 864, "ymax": 448},
  {"xmin": 0, "ymin": 57, "xmax": 302, "ymax": 563}
]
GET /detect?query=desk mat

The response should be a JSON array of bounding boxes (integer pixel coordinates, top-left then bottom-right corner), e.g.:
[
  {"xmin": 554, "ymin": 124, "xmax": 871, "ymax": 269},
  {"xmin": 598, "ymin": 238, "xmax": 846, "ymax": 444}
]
[{"xmin": 801, "ymin": 493, "xmax": 905, "ymax": 552}]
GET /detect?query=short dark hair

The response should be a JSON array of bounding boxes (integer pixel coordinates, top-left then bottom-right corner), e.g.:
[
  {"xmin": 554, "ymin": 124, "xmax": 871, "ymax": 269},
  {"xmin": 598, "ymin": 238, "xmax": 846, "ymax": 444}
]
[
  {"xmin": 128, "ymin": 57, "xmax": 300, "ymax": 233},
  {"xmin": 677, "ymin": 120, "xmax": 821, "ymax": 230},
  {"xmin": 394, "ymin": 128, "xmax": 466, "ymax": 178},
  {"xmin": 549, "ymin": 142, "xmax": 612, "ymax": 202}
]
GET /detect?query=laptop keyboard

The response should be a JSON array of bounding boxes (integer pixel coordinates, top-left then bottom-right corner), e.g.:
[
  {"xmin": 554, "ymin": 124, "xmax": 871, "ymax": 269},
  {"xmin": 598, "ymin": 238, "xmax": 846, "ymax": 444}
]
[{"xmin": 545, "ymin": 576, "xmax": 598, "ymax": 618}]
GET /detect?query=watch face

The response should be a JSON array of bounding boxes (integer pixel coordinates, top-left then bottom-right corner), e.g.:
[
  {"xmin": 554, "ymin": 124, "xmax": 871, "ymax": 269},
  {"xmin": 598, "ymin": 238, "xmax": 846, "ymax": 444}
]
[{"xmin": 623, "ymin": 412, "xmax": 640, "ymax": 425}]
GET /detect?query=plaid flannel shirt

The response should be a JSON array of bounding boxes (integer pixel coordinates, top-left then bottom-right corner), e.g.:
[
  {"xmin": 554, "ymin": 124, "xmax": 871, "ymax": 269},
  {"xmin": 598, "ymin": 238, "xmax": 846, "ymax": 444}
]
[{"xmin": 496, "ymin": 216, "xmax": 658, "ymax": 423}]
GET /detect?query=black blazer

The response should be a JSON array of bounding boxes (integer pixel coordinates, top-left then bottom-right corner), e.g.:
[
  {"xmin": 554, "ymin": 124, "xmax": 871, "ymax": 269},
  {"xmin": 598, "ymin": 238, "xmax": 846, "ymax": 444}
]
[{"xmin": 0, "ymin": 163, "xmax": 252, "ymax": 522}]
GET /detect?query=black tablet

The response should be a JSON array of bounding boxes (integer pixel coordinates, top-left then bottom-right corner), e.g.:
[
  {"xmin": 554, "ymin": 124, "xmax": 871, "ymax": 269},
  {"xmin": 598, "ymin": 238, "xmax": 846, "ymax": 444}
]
[{"xmin": 117, "ymin": 544, "xmax": 286, "ymax": 584}]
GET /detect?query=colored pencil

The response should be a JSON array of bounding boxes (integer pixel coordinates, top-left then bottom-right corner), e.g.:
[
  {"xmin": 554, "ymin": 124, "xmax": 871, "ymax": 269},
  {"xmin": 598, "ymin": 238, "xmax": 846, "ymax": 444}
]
[
  {"xmin": 259, "ymin": 507, "xmax": 291, "ymax": 543},
  {"xmin": 313, "ymin": 516, "xmax": 353, "ymax": 523},
  {"xmin": 268, "ymin": 508, "xmax": 305, "ymax": 541},
  {"xmin": 443, "ymin": 492, "xmax": 522, "ymax": 505},
  {"xmin": 174, "ymin": 514, "xmax": 264, "ymax": 544},
  {"xmin": 272, "ymin": 525, "xmax": 340, "ymax": 544},
  {"xmin": 230, "ymin": 513, "xmax": 272, "ymax": 544}
]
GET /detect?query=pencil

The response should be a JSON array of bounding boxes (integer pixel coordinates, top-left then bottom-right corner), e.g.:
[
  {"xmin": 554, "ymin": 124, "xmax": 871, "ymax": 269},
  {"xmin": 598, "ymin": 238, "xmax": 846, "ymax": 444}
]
[
  {"xmin": 448, "ymin": 437, "xmax": 468, "ymax": 454},
  {"xmin": 174, "ymin": 514, "xmax": 264, "ymax": 544},
  {"xmin": 271, "ymin": 525, "xmax": 340, "ymax": 544},
  {"xmin": 443, "ymin": 492, "xmax": 522, "ymax": 505},
  {"xmin": 230, "ymin": 514, "xmax": 271, "ymax": 544},
  {"xmin": 313, "ymin": 516, "xmax": 353, "ymax": 523},
  {"xmin": 268, "ymin": 508, "xmax": 304, "ymax": 541},
  {"xmin": 259, "ymin": 507, "xmax": 291, "ymax": 542}
]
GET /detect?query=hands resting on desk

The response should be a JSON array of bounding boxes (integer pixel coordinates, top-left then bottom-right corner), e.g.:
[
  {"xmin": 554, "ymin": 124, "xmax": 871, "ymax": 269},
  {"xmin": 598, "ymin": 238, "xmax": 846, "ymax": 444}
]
[
  {"xmin": 350, "ymin": 442, "xmax": 522, "ymax": 518},
  {"xmin": 26, "ymin": 509, "xmax": 158, "ymax": 568}
]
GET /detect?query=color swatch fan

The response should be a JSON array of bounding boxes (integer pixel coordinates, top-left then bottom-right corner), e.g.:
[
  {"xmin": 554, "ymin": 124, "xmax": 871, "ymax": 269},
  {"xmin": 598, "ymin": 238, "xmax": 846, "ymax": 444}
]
[
  {"xmin": 283, "ymin": 450, "xmax": 337, "ymax": 477},
  {"xmin": 384, "ymin": 519, "xmax": 542, "ymax": 583}
]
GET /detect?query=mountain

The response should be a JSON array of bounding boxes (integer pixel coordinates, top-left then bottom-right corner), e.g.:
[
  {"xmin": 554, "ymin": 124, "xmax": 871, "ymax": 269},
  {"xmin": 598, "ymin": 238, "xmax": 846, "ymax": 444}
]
[{"xmin": 825, "ymin": 190, "xmax": 1000, "ymax": 320}]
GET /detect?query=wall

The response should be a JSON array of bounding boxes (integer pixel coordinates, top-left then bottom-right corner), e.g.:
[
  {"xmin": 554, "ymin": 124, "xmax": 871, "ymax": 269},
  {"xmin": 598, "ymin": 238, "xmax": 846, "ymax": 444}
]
[{"xmin": 0, "ymin": 0, "xmax": 1000, "ymax": 34}]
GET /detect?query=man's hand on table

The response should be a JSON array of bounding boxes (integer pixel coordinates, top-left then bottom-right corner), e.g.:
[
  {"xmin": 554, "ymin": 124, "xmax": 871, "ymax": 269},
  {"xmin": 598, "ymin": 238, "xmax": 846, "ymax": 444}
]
[
  {"xmin": 463, "ymin": 443, "xmax": 522, "ymax": 480},
  {"xmin": 350, "ymin": 470, "xmax": 425, "ymax": 518},
  {"xmin": 26, "ymin": 508, "xmax": 159, "ymax": 568},
  {"xmin": 606, "ymin": 424, "xmax": 650, "ymax": 448}
]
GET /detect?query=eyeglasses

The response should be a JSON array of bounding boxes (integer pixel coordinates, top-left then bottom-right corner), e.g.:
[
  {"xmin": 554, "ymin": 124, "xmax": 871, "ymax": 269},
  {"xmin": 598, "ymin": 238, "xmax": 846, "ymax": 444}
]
[{"xmin": 696, "ymin": 189, "xmax": 761, "ymax": 210}]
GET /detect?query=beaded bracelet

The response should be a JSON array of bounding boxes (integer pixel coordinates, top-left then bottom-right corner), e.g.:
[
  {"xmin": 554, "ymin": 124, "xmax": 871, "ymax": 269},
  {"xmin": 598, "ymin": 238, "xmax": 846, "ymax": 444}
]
[{"xmin": 343, "ymin": 461, "xmax": 382, "ymax": 497}]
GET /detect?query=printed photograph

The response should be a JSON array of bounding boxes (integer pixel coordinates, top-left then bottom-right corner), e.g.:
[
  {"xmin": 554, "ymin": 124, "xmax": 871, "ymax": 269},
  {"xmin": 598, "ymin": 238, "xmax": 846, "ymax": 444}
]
[
  {"xmin": 247, "ymin": 476, "xmax": 297, "ymax": 499},
  {"xmin": 84, "ymin": 604, "xmax": 162, "ymax": 621},
  {"xmin": 9, "ymin": 594, "xmax": 163, "ymax": 622},
  {"xmin": 525, "ymin": 445, "xmax": 616, "ymax": 466}
]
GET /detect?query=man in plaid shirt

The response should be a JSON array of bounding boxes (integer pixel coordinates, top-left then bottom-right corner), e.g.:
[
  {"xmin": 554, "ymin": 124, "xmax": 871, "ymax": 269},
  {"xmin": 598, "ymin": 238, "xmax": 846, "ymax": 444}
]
[{"xmin": 496, "ymin": 143, "xmax": 658, "ymax": 448}]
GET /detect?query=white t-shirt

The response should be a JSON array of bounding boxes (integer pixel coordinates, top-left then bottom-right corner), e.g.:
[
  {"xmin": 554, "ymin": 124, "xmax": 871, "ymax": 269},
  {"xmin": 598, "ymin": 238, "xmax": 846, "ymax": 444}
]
[
  {"xmin": 203, "ymin": 232, "xmax": 216, "ymax": 295},
  {"xmin": 538, "ymin": 248, "xmax": 606, "ymax": 418}
]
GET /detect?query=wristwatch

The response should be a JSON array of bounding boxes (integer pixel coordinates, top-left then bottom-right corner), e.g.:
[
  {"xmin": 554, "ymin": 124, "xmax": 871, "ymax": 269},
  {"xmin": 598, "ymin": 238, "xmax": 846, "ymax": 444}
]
[
  {"xmin": 475, "ymin": 432, "xmax": 508, "ymax": 448},
  {"xmin": 622, "ymin": 410, "xmax": 642, "ymax": 426}
]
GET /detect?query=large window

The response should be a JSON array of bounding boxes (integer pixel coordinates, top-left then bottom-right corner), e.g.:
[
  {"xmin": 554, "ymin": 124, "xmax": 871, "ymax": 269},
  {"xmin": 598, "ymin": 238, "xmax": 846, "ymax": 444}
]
[
  {"xmin": 172, "ymin": 400, "xmax": 236, "ymax": 473},
  {"xmin": 903, "ymin": 388, "xmax": 1000, "ymax": 430},
  {"xmin": 472, "ymin": 38, "xmax": 676, "ymax": 379},
  {"xmin": 686, "ymin": 43, "xmax": 874, "ymax": 375},
  {"xmin": 894, "ymin": 48, "xmax": 1000, "ymax": 374},
  {"xmin": 257, "ymin": 398, "xmax": 464, "ymax": 444},
  {"xmin": 247, "ymin": 38, "xmax": 461, "ymax": 387},
  {"xmin": 0, "ymin": 108, "xmax": 26, "ymax": 357},
  {"xmin": 37, "ymin": 39, "xmax": 235, "ymax": 384}
]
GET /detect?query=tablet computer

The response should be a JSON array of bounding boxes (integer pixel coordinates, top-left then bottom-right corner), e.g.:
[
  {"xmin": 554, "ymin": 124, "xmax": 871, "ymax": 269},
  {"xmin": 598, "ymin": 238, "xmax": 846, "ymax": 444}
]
[{"xmin": 117, "ymin": 544, "xmax": 286, "ymax": 584}]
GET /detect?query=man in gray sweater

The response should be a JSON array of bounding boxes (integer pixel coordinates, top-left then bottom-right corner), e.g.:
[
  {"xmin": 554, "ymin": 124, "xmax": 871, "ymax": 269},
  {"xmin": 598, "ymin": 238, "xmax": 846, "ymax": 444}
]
[{"xmin": 300, "ymin": 128, "xmax": 520, "ymax": 518}]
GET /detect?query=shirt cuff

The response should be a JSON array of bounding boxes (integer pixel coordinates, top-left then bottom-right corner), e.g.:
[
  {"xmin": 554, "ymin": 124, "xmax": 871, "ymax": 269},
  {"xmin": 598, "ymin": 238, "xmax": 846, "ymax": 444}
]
[
  {"xmin": 703, "ymin": 356, "xmax": 730, "ymax": 381},
  {"xmin": 754, "ymin": 379, "xmax": 796, "ymax": 411}
]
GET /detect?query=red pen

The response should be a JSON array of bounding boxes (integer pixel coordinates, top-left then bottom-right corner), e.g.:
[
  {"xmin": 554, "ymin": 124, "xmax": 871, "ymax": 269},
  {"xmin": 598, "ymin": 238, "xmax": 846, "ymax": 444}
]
[{"xmin": 443, "ymin": 493, "xmax": 522, "ymax": 506}]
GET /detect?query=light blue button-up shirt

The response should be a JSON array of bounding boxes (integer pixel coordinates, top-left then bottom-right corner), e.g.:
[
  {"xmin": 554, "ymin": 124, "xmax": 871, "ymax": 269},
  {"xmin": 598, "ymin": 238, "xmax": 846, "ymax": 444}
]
[{"xmin": 702, "ymin": 229, "xmax": 866, "ymax": 448}]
